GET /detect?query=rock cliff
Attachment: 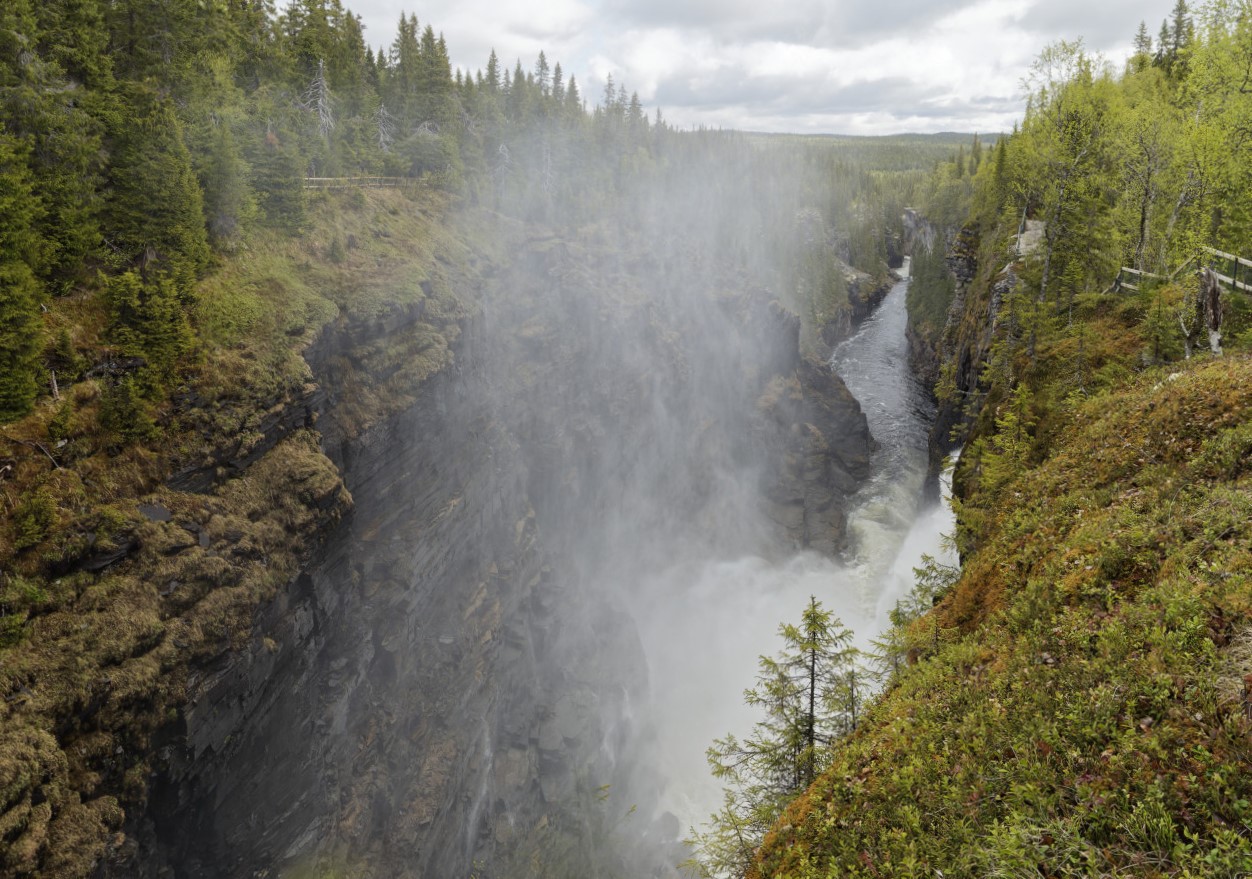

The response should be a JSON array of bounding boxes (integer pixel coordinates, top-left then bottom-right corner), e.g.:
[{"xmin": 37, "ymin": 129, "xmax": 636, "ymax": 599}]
[{"xmin": 92, "ymin": 215, "xmax": 875, "ymax": 877}]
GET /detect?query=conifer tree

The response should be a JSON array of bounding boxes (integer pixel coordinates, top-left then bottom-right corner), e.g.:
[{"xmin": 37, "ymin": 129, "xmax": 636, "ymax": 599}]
[
  {"xmin": 534, "ymin": 50, "xmax": 550, "ymax": 97},
  {"xmin": 695, "ymin": 597, "xmax": 859, "ymax": 877},
  {"xmin": 105, "ymin": 86, "xmax": 210, "ymax": 288},
  {"xmin": 1132, "ymin": 20, "xmax": 1153, "ymax": 72},
  {"xmin": 484, "ymin": 48, "xmax": 500, "ymax": 93},
  {"xmin": 251, "ymin": 127, "xmax": 306, "ymax": 231},
  {"xmin": 0, "ymin": 133, "xmax": 45, "ymax": 421},
  {"xmin": 1, "ymin": 0, "xmax": 105, "ymax": 291},
  {"xmin": 564, "ymin": 75, "xmax": 581, "ymax": 118},
  {"xmin": 104, "ymin": 269, "xmax": 192, "ymax": 376},
  {"xmin": 551, "ymin": 62, "xmax": 564, "ymax": 105},
  {"xmin": 202, "ymin": 123, "xmax": 255, "ymax": 250}
]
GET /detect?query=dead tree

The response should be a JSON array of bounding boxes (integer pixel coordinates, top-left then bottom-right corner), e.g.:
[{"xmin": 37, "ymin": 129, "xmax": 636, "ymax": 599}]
[{"xmin": 1202, "ymin": 267, "xmax": 1223, "ymax": 356}]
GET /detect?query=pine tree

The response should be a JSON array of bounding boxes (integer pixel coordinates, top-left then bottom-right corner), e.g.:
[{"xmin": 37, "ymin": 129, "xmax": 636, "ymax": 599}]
[
  {"xmin": 695, "ymin": 597, "xmax": 859, "ymax": 877},
  {"xmin": 105, "ymin": 86, "xmax": 210, "ymax": 288},
  {"xmin": 0, "ymin": 133, "xmax": 46, "ymax": 421}
]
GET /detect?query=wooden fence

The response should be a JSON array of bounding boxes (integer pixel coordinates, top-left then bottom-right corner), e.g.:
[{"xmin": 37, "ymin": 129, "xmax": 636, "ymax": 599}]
[
  {"xmin": 303, "ymin": 176, "xmax": 423, "ymax": 190},
  {"xmin": 1112, "ymin": 246, "xmax": 1251, "ymax": 295}
]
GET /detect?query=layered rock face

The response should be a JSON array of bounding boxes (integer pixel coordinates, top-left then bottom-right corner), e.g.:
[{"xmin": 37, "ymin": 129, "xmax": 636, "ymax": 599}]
[{"xmin": 123, "ymin": 223, "xmax": 874, "ymax": 877}]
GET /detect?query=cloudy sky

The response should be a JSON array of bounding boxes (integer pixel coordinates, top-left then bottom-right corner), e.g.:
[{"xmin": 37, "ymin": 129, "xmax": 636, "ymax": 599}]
[{"xmin": 346, "ymin": 0, "xmax": 1179, "ymax": 134}]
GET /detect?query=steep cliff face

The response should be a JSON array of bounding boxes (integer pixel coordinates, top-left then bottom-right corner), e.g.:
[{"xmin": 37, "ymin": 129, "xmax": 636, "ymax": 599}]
[{"xmin": 98, "ymin": 213, "xmax": 875, "ymax": 877}]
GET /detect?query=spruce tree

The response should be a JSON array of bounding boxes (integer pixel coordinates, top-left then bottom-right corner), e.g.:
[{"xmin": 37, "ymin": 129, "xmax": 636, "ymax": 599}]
[
  {"xmin": 1, "ymin": 0, "xmax": 105, "ymax": 291},
  {"xmin": 104, "ymin": 269, "xmax": 192, "ymax": 376},
  {"xmin": 696, "ymin": 597, "xmax": 859, "ymax": 875},
  {"xmin": 105, "ymin": 85, "xmax": 210, "ymax": 288},
  {"xmin": 1132, "ymin": 20, "xmax": 1153, "ymax": 72},
  {"xmin": 0, "ymin": 134, "xmax": 45, "ymax": 421},
  {"xmin": 202, "ymin": 123, "xmax": 255, "ymax": 250}
]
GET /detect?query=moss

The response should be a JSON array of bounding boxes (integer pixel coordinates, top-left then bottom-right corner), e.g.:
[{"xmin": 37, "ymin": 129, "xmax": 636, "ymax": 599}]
[
  {"xmin": 0, "ymin": 187, "xmax": 469, "ymax": 876},
  {"xmin": 753, "ymin": 356, "xmax": 1252, "ymax": 878}
]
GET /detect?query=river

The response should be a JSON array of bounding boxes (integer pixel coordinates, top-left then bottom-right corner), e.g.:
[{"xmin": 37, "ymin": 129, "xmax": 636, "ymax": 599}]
[{"xmin": 632, "ymin": 256, "xmax": 957, "ymax": 844}]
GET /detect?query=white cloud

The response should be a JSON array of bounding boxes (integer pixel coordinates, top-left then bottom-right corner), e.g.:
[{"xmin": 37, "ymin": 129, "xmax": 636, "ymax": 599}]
[{"xmin": 348, "ymin": 0, "xmax": 1180, "ymax": 133}]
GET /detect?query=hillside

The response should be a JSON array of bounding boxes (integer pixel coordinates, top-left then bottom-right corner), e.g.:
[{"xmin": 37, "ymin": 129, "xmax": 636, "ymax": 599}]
[{"xmin": 750, "ymin": 5, "xmax": 1252, "ymax": 876}]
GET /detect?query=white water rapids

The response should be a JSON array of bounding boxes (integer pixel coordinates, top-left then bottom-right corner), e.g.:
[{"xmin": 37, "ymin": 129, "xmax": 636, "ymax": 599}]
[{"xmin": 632, "ymin": 256, "xmax": 958, "ymax": 836}]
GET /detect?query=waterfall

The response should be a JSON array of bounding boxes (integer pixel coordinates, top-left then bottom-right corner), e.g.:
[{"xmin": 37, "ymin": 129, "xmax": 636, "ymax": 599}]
[{"xmin": 632, "ymin": 257, "xmax": 957, "ymax": 837}]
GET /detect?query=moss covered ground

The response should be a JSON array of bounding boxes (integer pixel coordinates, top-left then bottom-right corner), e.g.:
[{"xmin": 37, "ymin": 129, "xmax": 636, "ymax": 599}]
[{"xmin": 752, "ymin": 345, "xmax": 1252, "ymax": 877}]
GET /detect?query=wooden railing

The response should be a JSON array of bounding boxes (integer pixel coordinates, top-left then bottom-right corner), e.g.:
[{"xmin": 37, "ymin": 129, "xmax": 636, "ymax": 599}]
[
  {"xmin": 303, "ymin": 176, "xmax": 422, "ymax": 190},
  {"xmin": 1111, "ymin": 266, "xmax": 1164, "ymax": 293},
  {"xmin": 1112, "ymin": 246, "xmax": 1251, "ymax": 295},
  {"xmin": 1201, "ymin": 246, "xmax": 1252, "ymax": 293}
]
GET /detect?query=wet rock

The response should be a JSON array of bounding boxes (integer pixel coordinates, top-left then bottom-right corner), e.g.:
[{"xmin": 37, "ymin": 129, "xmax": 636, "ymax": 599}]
[{"xmin": 138, "ymin": 503, "xmax": 172, "ymax": 522}]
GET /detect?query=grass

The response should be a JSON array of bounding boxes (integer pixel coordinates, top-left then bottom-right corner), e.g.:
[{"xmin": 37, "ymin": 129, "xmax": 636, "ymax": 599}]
[{"xmin": 751, "ymin": 347, "xmax": 1252, "ymax": 878}]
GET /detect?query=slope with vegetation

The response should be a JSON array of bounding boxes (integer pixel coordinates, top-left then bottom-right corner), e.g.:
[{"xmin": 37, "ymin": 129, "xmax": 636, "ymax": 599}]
[
  {"xmin": 0, "ymin": 0, "xmax": 969, "ymax": 874},
  {"xmin": 749, "ymin": 2, "xmax": 1252, "ymax": 876}
]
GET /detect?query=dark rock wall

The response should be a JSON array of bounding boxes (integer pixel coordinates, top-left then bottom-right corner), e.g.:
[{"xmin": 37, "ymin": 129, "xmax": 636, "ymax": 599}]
[{"xmin": 122, "ymin": 227, "xmax": 875, "ymax": 878}]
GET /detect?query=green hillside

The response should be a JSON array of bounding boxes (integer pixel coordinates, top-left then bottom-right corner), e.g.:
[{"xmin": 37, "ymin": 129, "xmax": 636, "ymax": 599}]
[{"xmin": 750, "ymin": 4, "xmax": 1252, "ymax": 876}]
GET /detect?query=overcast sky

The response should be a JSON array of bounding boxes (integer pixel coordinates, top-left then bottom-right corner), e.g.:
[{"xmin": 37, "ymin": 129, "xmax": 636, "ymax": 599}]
[{"xmin": 345, "ymin": 0, "xmax": 1179, "ymax": 135}]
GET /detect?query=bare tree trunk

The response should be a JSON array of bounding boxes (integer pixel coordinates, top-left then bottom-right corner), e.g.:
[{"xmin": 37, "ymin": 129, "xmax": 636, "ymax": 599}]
[{"xmin": 1203, "ymin": 267, "xmax": 1223, "ymax": 355}]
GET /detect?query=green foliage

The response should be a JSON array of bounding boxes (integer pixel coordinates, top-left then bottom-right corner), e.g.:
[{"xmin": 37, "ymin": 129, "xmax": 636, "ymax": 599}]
[
  {"xmin": 104, "ymin": 269, "xmax": 193, "ymax": 375},
  {"xmin": 105, "ymin": 86, "xmax": 210, "ymax": 286},
  {"xmin": 969, "ymin": 382, "xmax": 1037, "ymax": 496},
  {"xmin": 0, "ymin": 133, "xmax": 46, "ymax": 420},
  {"xmin": 251, "ymin": 134, "xmax": 307, "ymax": 231},
  {"xmin": 12, "ymin": 490, "xmax": 55, "ymax": 552},
  {"xmin": 98, "ymin": 375, "xmax": 156, "ymax": 443},
  {"xmin": 202, "ymin": 123, "xmax": 256, "ymax": 250},
  {"xmin": 693, "ymin": 597, "xmax": 860, "ymax": 877}
]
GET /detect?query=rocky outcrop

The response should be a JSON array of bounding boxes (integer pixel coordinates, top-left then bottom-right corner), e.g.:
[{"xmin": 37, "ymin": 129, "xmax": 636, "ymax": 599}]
[
  {"xmin": 813, "ymin": 267, "xmax": 894, "ymax": 359},
  {"xmin": 758, "ymin": 359, "xmax": 874, "ymax": 554}
]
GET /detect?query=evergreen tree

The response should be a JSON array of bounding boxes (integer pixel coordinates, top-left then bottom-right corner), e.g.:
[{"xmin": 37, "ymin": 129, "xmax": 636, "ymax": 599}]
[
  {"xmin": 104, "ymin": 269, "xmax": 192, "ymax": 376},
  {"xmin": 202, "ymin": 123, "xmax": 255, "ymax": 250},
  {"xmin": 1156, "ymin": 19, "xmax": 1172, "ymax": 67},
  {"xmin": 0, "ymin": 134, "xmax": 45, "ymax": 421},
  {"xmin": 251, "ymin": 126, "xmax": 306, "ymax": 231},
  {"xmin": 1170, "ymin": 0, "xmax": 1191, "ymax": 57},
  {"xmin": 551, "ymin": 61, "xmax": 564, "ymax": 105},
  {"xmin": 534, "ymin": 50, "xmax": 550, "ymax": 97},
  {"xmin": 1, "ymin": 0, "xmax": 105, "ymax": 291},
  {"xmin": 695, "ymin": 597, "xmax": 859, "ymax": 877},
  {"xmin": 484, "ymin": 48, "xmax": 500, "ymax": 93},
  {"xmin": 386, "ymin": 12, "xmax": 419, "ymax": 123},
  {"xmin": 105, "ymin": 86, "xmax": 210, "ymax": 288},
  {"xmin": 1132, "ymin": 20, "xmax": 1153, "ymax": 72},
  {"xmin": 35, "ymin": 0, "xmax": 113, "ymax": 88}
]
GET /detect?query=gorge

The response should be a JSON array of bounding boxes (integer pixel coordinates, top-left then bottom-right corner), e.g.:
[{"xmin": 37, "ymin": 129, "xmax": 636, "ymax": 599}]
[
  {"xmin": 89, "ymin": 185, "xmax": 932, "ymax": 876},
  {"xmin": 6, "ymin": 3, "xmax": 1252, "ymax": 877},
  {"xmin": 102, "ymin": 210, "xmax": 952, "ymax": 877}
]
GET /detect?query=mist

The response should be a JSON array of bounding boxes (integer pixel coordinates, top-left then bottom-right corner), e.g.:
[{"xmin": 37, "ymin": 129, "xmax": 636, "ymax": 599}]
[
  {"xmin": 447, "ymin": 132, "xmax": 957, "ymax": 871},
  {"xmin": 134, "ymin": 118, "xmax": 955, "ymax": 879}
]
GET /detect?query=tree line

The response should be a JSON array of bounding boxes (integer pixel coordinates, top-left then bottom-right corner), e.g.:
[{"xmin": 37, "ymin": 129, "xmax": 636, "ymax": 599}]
[{"xmin": 0, "ymin": 0, "xmax": 952, "ymax": 429}]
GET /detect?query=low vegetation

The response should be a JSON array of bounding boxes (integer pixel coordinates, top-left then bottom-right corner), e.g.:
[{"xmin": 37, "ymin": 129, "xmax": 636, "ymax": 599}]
[{"xmin": 750, "ymin": 3, "xmax": 1252, "ymax": 876}]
